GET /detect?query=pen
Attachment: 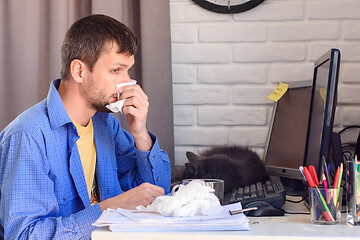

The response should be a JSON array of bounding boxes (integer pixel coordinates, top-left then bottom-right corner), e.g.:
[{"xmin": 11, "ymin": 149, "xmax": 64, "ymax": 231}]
[
  {"xmin": 323, "ymin": 173, "xmax": 329, "ymax": 203},
  {"xmin": 336, "ymin": 163, "xmax": 343, "ymax": 204},
  {"xmin": 299, "ymin": 166, "xmax": 306, "ymax": 181},
  {"xmin": 322, "ymin": 157, "xmax": 331, "ymax": 187},
  {"xmin": 323, "ymin": 172, "xmax": 337, "ymax": 219},
  {"xmin": 314, "ymin": 186, "xmax": 334, "ymax": 221},
  {"xmin": 229, "ymin": 207, "xmax": 258, "ymax": 215}
]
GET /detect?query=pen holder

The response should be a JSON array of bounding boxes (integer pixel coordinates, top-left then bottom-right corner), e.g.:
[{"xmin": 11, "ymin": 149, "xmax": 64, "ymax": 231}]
[
  {"xmin": 309, "ymin": 187, "xmax": 342, "ymax": 224},
  {"xmin": 346, "ymin": 160, "xmax": 360, "ymax": 225}
]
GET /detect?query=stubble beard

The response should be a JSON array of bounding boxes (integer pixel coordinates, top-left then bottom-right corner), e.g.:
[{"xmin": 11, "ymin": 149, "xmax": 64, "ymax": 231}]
[
  {"xmin": 90, "ymin": 100, "xmax": 112, "ymax": 113},
  {"xmin": 84, "ymin": 77, "xmax": 113, "ymax": 113}
]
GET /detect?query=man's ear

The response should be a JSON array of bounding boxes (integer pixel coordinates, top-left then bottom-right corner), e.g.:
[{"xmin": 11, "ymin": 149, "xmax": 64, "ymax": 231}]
[{"xmin": 69, "ymin": 59, "xmax": 86, "ymax": 83}]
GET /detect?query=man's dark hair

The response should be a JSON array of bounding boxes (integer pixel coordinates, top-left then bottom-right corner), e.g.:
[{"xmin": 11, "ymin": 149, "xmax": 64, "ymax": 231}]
[{"xmin": 60, "ymin": 14, "xmax": 138, "ymax": 79}]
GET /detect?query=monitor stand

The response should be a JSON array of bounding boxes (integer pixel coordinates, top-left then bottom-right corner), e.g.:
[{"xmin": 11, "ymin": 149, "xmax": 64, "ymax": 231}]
[{"xmin": 280, "ymin": 177, "xmax": 308, "ymax": 197}]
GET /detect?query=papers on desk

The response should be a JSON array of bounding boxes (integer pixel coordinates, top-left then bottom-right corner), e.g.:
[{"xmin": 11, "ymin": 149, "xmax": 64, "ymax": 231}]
[{"xmin": 93, "ymin": 203, "xmax": 250, "ymax": 232}]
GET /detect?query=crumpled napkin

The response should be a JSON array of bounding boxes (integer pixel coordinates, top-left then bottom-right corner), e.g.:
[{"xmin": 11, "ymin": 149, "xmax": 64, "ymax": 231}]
[
  {"xmin": 136, "ymin": 180, "xmax": 222, "ymax": 217},
  {"xmin": 106, "ymin": 80, "xmax": 137, "ymax": 113}
]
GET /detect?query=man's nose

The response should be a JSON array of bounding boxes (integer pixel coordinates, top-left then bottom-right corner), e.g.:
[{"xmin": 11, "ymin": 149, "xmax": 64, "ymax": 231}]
[{"xmin": 118, "ymin": 73, "xmax": 131, "ymax": 84}]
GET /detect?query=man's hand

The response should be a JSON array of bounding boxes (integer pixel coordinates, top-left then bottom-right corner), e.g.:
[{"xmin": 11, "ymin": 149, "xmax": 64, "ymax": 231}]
[
  {"xmin": 99, "ymin": 183, "xmax": 165, "ymax": 211},
  {"xmin": 119, "ymin": 84, "xmax": 153, "ymax": 151}
]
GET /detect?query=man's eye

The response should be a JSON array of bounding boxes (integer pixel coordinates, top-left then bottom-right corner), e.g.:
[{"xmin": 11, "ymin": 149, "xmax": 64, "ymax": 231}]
[{"xmin": 112, "ymin": 69, "xmax": 119, "ymax": 74}]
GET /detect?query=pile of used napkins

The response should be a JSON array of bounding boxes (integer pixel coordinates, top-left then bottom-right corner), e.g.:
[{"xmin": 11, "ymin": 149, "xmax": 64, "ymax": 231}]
[{"xmin": 137, "ymin": 180, "xmax": 222, "ymax": 217}]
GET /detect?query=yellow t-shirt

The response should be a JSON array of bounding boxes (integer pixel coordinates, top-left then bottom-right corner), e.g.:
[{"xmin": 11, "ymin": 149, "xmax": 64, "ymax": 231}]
[{"xmin": 71, "ymin": 118, "xmax": 99, "ymax": 205}]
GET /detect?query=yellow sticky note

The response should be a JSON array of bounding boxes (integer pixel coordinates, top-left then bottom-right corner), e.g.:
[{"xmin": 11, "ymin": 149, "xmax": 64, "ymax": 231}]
[
  {"xmin": 267, "ymin": 82, "xmax": 289, "ymax": 102},
  {"xmin": 320, "ymin": 88, "xmax": 327, "ymax": 106}
]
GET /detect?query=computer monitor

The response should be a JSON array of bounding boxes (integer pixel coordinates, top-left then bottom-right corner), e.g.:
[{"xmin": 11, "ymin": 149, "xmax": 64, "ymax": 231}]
[
  {"xmin": 264, "ymin": 81, "xmax": 313, "ymax": 181},
  {"xmin": 304, "ymin": 49, "xmax": 341, "ymax": 179},
  {"xmin": 264, "ymin": 49, "xmax": 341, "ymax": 190}
]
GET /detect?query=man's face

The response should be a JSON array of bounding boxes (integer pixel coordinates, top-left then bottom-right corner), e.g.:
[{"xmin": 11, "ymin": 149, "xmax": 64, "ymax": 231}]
[{"xmin": 81, "ymin": 41, "xmax": 135, "ymax": 112}]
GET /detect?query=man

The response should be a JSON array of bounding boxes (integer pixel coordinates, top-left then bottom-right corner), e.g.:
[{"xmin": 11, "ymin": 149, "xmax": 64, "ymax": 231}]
[{"xmin": 0, "ymin": 14, "xmax": 170, "ymax": 239}]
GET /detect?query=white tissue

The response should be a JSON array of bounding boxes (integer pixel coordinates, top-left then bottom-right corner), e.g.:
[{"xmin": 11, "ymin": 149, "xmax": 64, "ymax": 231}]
[
  {"xmin": 106, "ymin": 80, "xmax": 137, "ymax": 113},
  {"xmin": 137, "ymin": 180, "xmax": 222, "ymax": 217}
]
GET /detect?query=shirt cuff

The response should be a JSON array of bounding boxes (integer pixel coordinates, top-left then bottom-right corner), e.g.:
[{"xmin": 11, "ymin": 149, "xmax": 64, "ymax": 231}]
[
  {"xmin": 74, "ymin": 203, "xmax": 102, "ymax": 238},
  {"xmin": 134, "ymin": 132, "xmax": 169, "ymax": 185}
]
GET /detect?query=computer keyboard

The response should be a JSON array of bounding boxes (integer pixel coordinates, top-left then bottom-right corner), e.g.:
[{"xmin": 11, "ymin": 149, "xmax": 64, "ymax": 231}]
[{"xmin": 223, "ymin": 176, "xmax": 286, "ymax": 208}]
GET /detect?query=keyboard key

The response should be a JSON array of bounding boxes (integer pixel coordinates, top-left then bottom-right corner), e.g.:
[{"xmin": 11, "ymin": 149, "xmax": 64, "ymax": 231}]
[
  {"xmin": 265, "ymin": 181, "xmax": 275, "ymax": 194},
  {"xmin": 237, "ymin": 187, "xmax": 244, "ymax": 195},
  {"xmin": 256, "ymin": 182, "xmax": 265, "ymax": 198},
  {"xmin": 230, "ymin": 189, "xmax": 237, "ymax": 200},
  {"xmin": 250, "ymin": 184, "xmax": 257, "ymax": 198}
]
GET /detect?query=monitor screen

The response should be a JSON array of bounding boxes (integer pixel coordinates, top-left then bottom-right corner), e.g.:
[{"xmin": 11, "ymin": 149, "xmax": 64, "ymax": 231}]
[
  {"xmin": 264, "ymin": 81, "xmax": 312, "ymax": 180},
  {"xmin": 264, "ymin": 49, "xmax": 341, "ymax": 183},
  {"xmin": 304, "ymin": 49, "xmax": 341, "ymax": 179}
]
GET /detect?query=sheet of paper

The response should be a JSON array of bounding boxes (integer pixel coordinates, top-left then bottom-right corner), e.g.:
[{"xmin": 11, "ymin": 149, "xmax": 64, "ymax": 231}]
[
  {"xmin": 118, "ymin": 203, "xmax": 239, "ymax": 222},
  {"xmin": 93, "ymin": 203, "xmax": 250, "ymax": 232},
  {"xmin": 267, "ymin": 82, "xmax": 289, "ymax": 102}
]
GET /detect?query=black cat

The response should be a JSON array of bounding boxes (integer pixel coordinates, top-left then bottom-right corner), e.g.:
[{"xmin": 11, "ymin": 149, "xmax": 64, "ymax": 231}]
[{"xmin": 171, "ymin": 145, "xmax": 268, "ymax": 193}]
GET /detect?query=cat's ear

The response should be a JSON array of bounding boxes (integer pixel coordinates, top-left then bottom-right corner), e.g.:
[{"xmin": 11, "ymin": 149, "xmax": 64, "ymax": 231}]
[
  {"xmin": 185, "ymin": 163, "xmax": 198, "ymax": 176},
  {"xmin": 186, "ymin": 151, "xmax": 200, "ymax": 163}
]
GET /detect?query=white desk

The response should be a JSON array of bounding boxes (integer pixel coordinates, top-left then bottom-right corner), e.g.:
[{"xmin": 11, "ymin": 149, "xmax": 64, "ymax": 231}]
[{"xmin": 92, "ymin": 197, "xmax": 360, "ymax": 239}]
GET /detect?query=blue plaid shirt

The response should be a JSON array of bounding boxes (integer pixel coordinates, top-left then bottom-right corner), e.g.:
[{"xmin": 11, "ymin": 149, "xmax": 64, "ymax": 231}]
[{"xmin": 0, "ymin": 79, "xmax": 171, "ymax": 239}]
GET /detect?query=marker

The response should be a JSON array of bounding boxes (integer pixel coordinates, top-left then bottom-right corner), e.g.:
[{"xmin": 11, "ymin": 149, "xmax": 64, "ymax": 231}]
[
  {"xmin": 303, "ymin": 167, "xmax": 316, "ymax": 188},
  {"xmin": 309, "ymin": 165, "xmax": 319, "ymax": 186},
  {"xmin": 333, "ymin": 166, "xmax": 340, "ymax": 202}
]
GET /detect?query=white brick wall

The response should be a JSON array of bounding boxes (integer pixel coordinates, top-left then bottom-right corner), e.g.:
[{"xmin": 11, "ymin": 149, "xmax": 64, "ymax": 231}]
[{"xmin": 170, "ymin": 0, "xmax": 360, "ymax": 166}]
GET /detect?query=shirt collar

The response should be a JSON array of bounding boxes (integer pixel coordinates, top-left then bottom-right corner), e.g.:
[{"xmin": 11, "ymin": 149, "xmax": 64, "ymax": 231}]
[{"xmin": 46, "ymin": 79, "xmax": 73, "ymax": 129}]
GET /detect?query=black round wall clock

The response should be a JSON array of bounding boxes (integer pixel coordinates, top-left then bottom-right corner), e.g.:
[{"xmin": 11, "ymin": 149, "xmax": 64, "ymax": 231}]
[{"xmin": 192, "ymin": 0, "xmax": 265, "ymax": 14}]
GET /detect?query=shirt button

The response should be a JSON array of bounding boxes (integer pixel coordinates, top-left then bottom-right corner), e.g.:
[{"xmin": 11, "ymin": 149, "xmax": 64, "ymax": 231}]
[
  {"xmin": 152, "ymin": 156, "xmax": 155, "ymax": 160},
  {"xmin": 156, "ymin": 177, "xmax": 160, "ymax": 181},
  {"xmin": 63, "ymin": 197, "xmax": 66, "ymax": 201}
]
